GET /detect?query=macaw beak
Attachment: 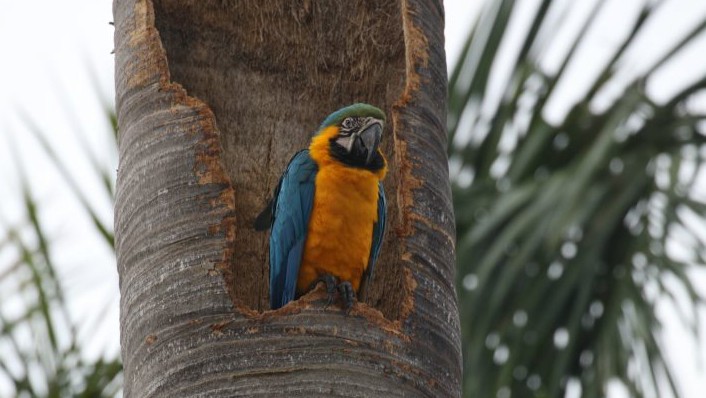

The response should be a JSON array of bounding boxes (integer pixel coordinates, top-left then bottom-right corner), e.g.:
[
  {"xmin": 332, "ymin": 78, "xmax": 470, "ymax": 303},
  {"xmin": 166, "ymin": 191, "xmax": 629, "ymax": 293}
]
[{"xmin": 350, "ymin": 119, "xmax": 383, "ymax": 165}]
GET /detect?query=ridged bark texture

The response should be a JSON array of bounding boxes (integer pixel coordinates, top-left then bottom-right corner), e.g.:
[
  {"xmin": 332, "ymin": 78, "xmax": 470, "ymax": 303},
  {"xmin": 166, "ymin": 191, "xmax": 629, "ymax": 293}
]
[{"xmin": 114, "ymin": 0, "xmax": 460, "ymax": 397}]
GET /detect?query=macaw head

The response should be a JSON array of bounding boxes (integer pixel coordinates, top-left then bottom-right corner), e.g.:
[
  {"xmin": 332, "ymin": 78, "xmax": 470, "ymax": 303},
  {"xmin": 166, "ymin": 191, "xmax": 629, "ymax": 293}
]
[{"xmin": 317, "ymin": 103, "xmax": 386, "ymax": 168}]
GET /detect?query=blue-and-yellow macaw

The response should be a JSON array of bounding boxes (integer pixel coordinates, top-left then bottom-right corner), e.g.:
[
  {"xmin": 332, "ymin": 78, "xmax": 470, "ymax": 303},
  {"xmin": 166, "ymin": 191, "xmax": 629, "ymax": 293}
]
[{"xmin": 255, "ymin": 103, "xmax": 387, "ymax": 312}]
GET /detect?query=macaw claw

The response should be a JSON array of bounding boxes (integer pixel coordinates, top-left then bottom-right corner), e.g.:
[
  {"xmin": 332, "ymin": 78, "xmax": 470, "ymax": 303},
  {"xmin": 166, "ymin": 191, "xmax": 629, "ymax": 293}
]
[
  {"xmin": 309, "ymin": 274, "xmax": 339, "ymax": 307},
  {"xmin": 338, "ymin": 281, "xmax": 356, "ymax": 314},
  {"xmin": 308, "ymin": 274, "xmax": 356, "ymax": 314}
]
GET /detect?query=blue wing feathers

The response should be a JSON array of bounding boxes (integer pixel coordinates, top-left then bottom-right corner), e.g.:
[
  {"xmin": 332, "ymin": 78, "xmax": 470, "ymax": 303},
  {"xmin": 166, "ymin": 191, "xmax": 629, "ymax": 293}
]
[
  {"xmin": 362, "ymin": 182, "xmax": 386, "ymax": 295},
  {"xmin": 269, "ymin": 150, "xmax": 317, "ymax": 309},
  {"xmin": 373, "ymin": 183, "xmax": 386, "ymax": 264}
]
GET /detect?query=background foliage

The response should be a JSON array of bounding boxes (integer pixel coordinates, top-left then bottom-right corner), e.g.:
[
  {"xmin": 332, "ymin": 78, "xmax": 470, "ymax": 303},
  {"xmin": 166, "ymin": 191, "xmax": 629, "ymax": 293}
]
[
  {"xmin": 0, "ymin": 96, "xmax": 120, "ymax": 396},
  {"xmin": 449, "ymin": 0, "xmax": 706, "ymax": 397}
]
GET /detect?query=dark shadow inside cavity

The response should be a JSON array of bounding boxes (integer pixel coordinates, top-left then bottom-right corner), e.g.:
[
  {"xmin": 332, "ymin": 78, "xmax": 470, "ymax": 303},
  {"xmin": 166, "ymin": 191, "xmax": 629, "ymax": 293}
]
[{"xmin": 152, "ymin": 0, "xmax": 407, "ymax": 319}]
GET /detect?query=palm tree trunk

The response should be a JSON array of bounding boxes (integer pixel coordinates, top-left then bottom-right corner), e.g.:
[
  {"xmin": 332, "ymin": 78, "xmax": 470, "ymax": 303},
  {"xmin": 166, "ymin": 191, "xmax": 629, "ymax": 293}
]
[{"xmin": 114, "ymin": 0, "xmax": 460, "ymax": 396}]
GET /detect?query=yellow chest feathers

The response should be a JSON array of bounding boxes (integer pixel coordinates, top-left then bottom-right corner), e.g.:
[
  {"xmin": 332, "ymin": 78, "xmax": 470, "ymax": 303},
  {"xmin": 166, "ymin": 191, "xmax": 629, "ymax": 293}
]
[{"xmin": 297, "ymin": 126, "xmax": 386, "ymax": 292}]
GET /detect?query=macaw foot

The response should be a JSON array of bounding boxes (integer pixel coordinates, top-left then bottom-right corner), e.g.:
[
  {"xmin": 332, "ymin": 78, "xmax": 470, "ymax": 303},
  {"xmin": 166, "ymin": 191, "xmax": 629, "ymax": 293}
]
[
  {"xmin": 309, "ymin": 274, "xmax": 339, "ymax": 307},
  {"xmin": 337, "ymin": 281, "xmax": 356, "ymax": 314},
  {"xmin": 308, "ymin": 275, "xmax": 356, "ymax": 313}
]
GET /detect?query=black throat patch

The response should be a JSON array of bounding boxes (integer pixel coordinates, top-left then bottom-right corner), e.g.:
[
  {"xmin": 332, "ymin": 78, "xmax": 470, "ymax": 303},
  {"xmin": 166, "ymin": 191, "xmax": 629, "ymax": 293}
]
[{"xmin": 329, "ymin": 140, "xmax": 385, "ymax": 171}]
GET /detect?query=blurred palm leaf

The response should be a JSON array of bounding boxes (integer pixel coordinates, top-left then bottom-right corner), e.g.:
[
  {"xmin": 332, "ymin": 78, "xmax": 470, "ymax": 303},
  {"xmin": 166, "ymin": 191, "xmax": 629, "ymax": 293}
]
[
  {"xmin": 0, "ymin": 89, "xmax": 120, "ymax": 396},
  {"xmin": 450, "ymin": 0, "xmax": 706, "ymax": 397}
]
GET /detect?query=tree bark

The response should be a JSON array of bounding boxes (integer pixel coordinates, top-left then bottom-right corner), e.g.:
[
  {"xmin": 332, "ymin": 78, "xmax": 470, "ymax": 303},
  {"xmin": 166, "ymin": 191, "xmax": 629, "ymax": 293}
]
[{"xmin": 114, "ymin": 0, "xmax": 460, "ymax": 396}]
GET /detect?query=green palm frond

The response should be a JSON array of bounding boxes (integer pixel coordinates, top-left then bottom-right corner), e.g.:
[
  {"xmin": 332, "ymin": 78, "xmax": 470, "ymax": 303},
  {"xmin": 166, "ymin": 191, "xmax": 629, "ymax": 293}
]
[
  {"xmin": 20, "ymin": 113, "xmax": 115, "ymax": 249},
  {"xmin": 450, "ymin": 1, "xmax": 706, "ymax": 397},
  {"xmin": 0, "ymin": 191, "xmax": 121, "ymax": 397},
  {"xmin": 0, "ymin": 86, "xmax": 120, "ymax": 396}
]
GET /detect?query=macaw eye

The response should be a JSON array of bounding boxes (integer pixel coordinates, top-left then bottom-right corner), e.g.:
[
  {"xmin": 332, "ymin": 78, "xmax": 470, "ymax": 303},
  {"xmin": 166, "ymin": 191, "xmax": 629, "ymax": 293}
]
[{"xmin": 341, "ymin": 117, "xmax": 354, "ymax": 129}]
